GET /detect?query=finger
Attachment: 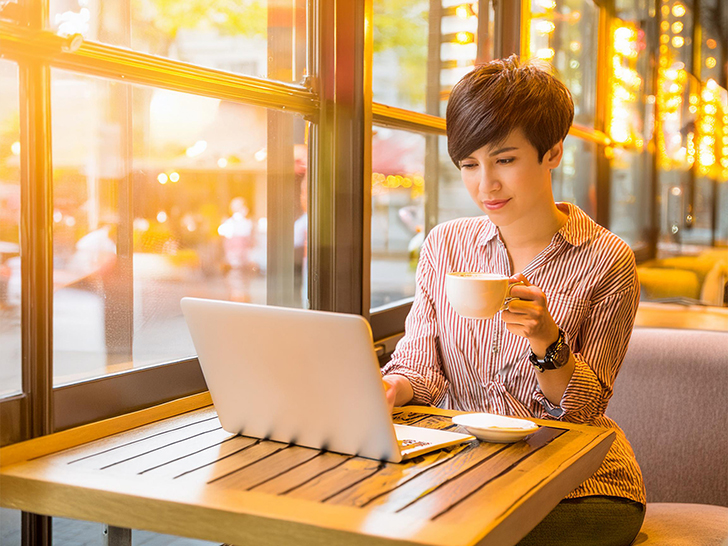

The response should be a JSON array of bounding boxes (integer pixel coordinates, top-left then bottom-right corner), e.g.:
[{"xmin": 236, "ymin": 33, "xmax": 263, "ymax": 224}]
[
  {"xmin": 509, "ymin": 273, "xmax": 531, "ymax": 286},
  {"xmin": 503, "ymin": 299, "xmax": 533, "ymax": 314},
  {"xmin": 500, "ymin": 309, "xmax": 530, "ymax": 325},
  {"xmin": 509, "ymin": 284, "xmax": 543, "ymax": 301}
]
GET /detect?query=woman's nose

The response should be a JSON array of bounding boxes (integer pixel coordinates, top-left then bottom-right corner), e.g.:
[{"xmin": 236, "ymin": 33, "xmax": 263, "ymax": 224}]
[{"xmin": 479, "ymin": 167, "xmax": 500, "ymax": 193}]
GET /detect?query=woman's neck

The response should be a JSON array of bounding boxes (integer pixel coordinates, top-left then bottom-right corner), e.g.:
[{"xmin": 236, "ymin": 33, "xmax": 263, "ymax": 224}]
[{"xmin": 499, "ymin": 203, "xmax": 568, "ymax": 273}]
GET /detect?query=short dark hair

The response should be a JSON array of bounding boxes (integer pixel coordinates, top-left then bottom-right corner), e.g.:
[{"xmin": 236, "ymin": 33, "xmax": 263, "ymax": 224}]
[{"xmin": 446, "ymin": 55, "xmax": 574, "ymax": 166}]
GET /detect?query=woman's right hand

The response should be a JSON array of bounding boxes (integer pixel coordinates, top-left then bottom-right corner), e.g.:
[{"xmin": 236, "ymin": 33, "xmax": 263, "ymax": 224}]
[{"xmin": 382, "ymin": 375, "xmax": 414, "ymax": 413}]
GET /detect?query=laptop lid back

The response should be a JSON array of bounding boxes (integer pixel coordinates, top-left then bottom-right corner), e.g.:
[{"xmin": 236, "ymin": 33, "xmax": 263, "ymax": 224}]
[{"xmin": 180, "ymin": 297, "xmax": 402, "ymax": 462}]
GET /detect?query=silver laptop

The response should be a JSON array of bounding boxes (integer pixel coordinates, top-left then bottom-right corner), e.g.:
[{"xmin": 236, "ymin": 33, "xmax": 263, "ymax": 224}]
[{"xmin": 180, "ymin": 297, "xmax": 474, "ymax": 463}]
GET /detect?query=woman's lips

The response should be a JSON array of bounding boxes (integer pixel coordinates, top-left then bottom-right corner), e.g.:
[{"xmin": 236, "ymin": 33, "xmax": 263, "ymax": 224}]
[{"xmin": 483, "ymin": 199, "xmax": 510, "ymax": 211}]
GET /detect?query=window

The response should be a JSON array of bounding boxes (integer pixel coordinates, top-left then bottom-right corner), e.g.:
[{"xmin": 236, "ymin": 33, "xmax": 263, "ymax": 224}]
[
  {"xmin": 524, "ymin": 0, "xmax": 605, "ymax": 228},
  {"xmin": 552, "ymin": 135, "xmax": 598, "ymax": 219},
  {"xmin": 371, "ymin": 127, "xmax": 425, "ymax": 309},
  {"xmin": 50, "ymin": 69, "xmax": 308, "ymax": 385},
  {"xmin": 370, "ymin": 0, "xmax": 494, "ymax": 332},
  {"xmin": 608, "ymin": 4, "xmax": 657, "ymax": 252},
  {"xmin": 373, "ymin": 0, "xmax": 494, "ymax": 115},
  {"xmin": 524, "ymin": 0, "xmax": 600, "ymax": 128},
  {"xmin": 0, "ymin": 507, "xmax": 20, "ymax": 546},
  {"xmin": 0, "ymin": 60, "xmax": 21, "ymax": 399},
  {"xmin": 1, "ymin": 0, "xmax": 318, "ymax": 445},
  {"xmin": 48, "ymin": 0, "xmax": 307, "ymax": 83}
]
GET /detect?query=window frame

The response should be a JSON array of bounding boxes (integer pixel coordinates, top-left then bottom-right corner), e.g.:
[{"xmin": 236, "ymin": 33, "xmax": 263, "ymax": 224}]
[
  {"xmin": 0, "ymin": 0, "xmax": 368, "ymax": 444},
  {"xmin": 368, "ymin": 0, "xmax": 615, "ymax": 342}
]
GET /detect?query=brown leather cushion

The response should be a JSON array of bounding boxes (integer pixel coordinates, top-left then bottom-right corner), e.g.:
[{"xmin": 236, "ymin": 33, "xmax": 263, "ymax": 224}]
[{"xmin": 632, "ymin": 503, "xmax": 728, "ymax": 545}]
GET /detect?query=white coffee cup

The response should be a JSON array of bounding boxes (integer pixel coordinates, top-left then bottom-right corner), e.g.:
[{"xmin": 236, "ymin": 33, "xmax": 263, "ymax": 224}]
[{"xmin": 445, "ymin": 272, "xmax": 523, "ymax": 319}]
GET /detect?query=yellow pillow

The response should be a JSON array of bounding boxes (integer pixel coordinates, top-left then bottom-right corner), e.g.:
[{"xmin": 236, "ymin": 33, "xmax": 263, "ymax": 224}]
[{"xmin": 637, "ymin": 267, "xmax": 701, "ymax": 301}]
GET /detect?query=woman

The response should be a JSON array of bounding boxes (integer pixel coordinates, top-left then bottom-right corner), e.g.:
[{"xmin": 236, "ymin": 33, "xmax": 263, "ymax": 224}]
[{"xmin": 381, "ymin": 56, "xmax": 645, "ymax": 546}]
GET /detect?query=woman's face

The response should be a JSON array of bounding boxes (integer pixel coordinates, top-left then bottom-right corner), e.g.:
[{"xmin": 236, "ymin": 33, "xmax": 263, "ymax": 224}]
[{"xmin": 458, "ymin": 128, "xmax": 563, "ymax": 228}]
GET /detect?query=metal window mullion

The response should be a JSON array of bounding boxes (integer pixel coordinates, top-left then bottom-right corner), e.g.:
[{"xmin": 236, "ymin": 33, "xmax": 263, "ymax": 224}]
[
  {"xmin": 19, "ymin": 0, "xmax": 53, "ymax": 448},
  {"xmin": 309, "ymin": 0, "xmax": 369, "ymax": 315},
  {"xmin": 267, "ymin": 1, "xmax": 297, "ymax": 307},
  {"xmin": 595, "ymin": 2, "xmax": 614, "ymax": 228},
  {"xmin": 494, "ymin": 0, "xmax": 522, "ymax": 58},
  {"xmin": 372, "ymin": 103, "xmax": 446, "ymax": 134},
  {"xmin": 424, "ymin": 0, "xmax": 442, "ymax": 235},
  {"xmin": 19, "ymin": 3, "xmax": 53, "ymax": 545},
  {"xmin": 0, "ymin": 21, "xmax": 318, "ymax": 118}
]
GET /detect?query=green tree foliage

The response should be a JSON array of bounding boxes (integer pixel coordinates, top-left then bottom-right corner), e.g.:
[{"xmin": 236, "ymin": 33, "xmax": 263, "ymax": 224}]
[
  {"xmin": 132, "ymin": 0, "xmax": 266, "ymax": 56},
  {"xmin": 373, "ymin": 0, "xmax": 429, "ymax": 108}
]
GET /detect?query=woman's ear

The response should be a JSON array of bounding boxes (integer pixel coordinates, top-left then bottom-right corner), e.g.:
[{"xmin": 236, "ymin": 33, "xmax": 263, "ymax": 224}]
[{"xmin": 544, "ymin": 140, "xmax": 564, "ymax": 169}]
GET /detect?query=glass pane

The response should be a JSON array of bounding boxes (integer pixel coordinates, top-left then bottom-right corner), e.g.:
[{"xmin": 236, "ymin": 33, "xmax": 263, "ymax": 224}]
[
  {"xmin": 371, "ymin": 127, "xmax": 426, "ymax": 309},
  {"xmin": 51, "ymin": 69, "xmax": 307, "ymax": 385},
  {"xmin": 373, "ymin": 0, "xmax": 494, "ymax": 115},
  {"xmin": 551, "ymin": 135, "xmax": 597, "ymax": 218},
  {"xmin": 608, "ymin": 4, "xmax": 656, "ymax": 251},
  {"xmin": 678, "ymin": 177, "xmax": 714, "ymax": 246},
  {"xmin": 700, "ymin": 8, "xmax": 724, "ymax": 84},
  {"xmin": 51, "ymin": 516, "xmax": 217, "ymax": 545},
  {"xmin": 48, "ymin": 0, "xmax": 306, "ymax": 83},
  {"xmin": 0, "ymin": 1, "xmax": 20, "ymax": 23},
  {"xmin": 0, "ymin": 60, "xmax": 21, "ymax": 398},
  {"xmin": 659, "ymin": 0, "xmax": 693, "ymax": 69},
  {"xmin": 436, "ymin": 134, "xmax": 482, "ymax": 223},
  {"xmin": 717, "ymin": 182, "xmax": 728, "ymax": 247},
  {"xmin": 525, "ymin": 0, "xmax": 599, "ymax": 128},
  {"xmin": 0, "ymin": 508, "xmax": 21, "ymax": 546},
  {"xmin": 610, "ymin": 148, "xmax": 652, "ymax": 250}
]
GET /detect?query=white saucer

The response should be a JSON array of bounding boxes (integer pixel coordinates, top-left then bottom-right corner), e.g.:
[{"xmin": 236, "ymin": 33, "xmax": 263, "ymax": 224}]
[{"xmin": 451, "ymin": 413, "xmax": 540, "ymax": 443}]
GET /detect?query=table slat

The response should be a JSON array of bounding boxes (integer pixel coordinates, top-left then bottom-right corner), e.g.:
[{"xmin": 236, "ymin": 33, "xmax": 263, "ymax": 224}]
[
  {"xmin": 437, "ymin": 428, "xmax": 609, "ymax": 526},
  {"xmin": 283, "ymin": 457, "xmax": 384, "ymax": 502},
  {"xmin": 325, "ymin": 442, "xmax": 471, "ymax": 508},
  {"xmin": 395, "ymin": 427, "xmax": 563, "ymax": 521},
  {"xmin": 207, "ymin": 445, "xmax": 322, "ymax": 491},
  {"xmin": 62, "ymin": 417, "xmax": 221, "ymax": 470},
  {"xmin": 203, "ymin": 440, "xmax": 289, "ymax": 484},
  {"xmin": 249, "ymin": 452, "xmax": 351, "ymax": 495},
  {"xmin": 38, "ymin": 409, "xmax": 219, "ymax": 466},
  {"xmin": 141, "ymin": 435, "xmax": 259, "ymax": 480}
]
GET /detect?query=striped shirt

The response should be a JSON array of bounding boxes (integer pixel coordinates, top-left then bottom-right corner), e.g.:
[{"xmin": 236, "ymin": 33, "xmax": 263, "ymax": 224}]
[{"xmin": 382, "ymin": 202, "xmax": 646, "ymax": 504}]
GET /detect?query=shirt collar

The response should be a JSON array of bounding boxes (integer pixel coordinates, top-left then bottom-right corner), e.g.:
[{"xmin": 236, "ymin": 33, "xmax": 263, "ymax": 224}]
[
  {"xmin": 477, "ymin": 216, "xmax": 500, "ymax": 246},
  {"xmin": 477, "ymin": 202, "xmax": 595, "ymax": 247},
  {"xmin": 555, "ymin": 202, "xmax": 596, "ymax": 247}
]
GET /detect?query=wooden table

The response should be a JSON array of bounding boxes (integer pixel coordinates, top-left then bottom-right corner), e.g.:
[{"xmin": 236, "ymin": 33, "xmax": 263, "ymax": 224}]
[
  {"xmin": 0, "ymin": 393, "xmax": 615, "ymax": 546},
  {"xmin": 635, "ymin": 301, "xmax": 728, "ymax": 332}
]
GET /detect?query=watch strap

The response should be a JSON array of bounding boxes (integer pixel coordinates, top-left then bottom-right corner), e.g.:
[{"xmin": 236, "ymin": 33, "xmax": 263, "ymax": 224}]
[{"xmin": 529, "ymin": 329, "xmax": 569, "ymax": 372}]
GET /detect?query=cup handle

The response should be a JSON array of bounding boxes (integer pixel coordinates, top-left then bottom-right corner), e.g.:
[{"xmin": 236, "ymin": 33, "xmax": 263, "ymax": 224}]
[{"xmin": 501, "ymin": 281, "xmax": 526, "ymax": 311}]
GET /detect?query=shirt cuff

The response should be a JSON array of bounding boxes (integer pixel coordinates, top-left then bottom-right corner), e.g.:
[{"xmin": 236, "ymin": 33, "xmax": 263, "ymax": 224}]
[
  {"xmin": 533, "ymin": 355, "xmax": 602, "ymax": 421},
  {"xmin": 381, "ymin": 367, "xmax": 442, "ymax": 406}
]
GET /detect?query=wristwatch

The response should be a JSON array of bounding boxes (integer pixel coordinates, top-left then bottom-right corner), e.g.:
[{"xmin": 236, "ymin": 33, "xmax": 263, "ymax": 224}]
[{"xmin": 529, "ymin": 328, "xmax": 570, "ymax": 373}]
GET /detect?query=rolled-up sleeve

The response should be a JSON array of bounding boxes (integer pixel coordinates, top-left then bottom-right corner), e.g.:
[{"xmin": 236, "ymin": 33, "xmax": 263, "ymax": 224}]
[
  {"xmin": 534, "ymin": 260, "xmax": 640, "ymax": 423},
  {"xmin": 381, "ymin": 236, "xmax": 448, "ymax": 406}
]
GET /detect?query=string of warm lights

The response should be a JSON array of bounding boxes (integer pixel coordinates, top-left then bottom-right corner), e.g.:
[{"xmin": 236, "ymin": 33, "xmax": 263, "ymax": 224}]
[
  {"xmin": 695, "ymin": 79, "xmax": 728, "ymax": 181},
  {"xmin": 656, "ymin": 60, "xmax": 688, "ymax": 170},
  {"xmin": 610, "ymin": 21, "xmax": 643, "ymax": 148},
  {"xmin": 371, "ymin": 172, "xmax": 425, "ymax": 199},
  {"xmin": 655, "ymin": 0, "xmax": 726, "ymax": 181},
  {"xmin": 655, "ymin": 0, "xmax": 691, "ymax": 171}
]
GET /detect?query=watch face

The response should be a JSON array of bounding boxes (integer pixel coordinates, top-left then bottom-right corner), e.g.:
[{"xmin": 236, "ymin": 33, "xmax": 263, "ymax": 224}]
[{"xmin": 549, "ymin": 341, "xmax": 570, "ymax": 368}]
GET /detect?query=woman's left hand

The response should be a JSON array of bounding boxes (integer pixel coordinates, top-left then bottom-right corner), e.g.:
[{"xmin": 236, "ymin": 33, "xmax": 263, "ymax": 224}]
[{"xmin": 500, "ymin": 273, "xmax": 560, "ymax": 357}]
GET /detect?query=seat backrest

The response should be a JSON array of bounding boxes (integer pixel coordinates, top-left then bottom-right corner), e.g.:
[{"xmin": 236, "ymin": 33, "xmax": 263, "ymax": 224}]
[{"xmin": 607, "ymin": 326, "xmax": 728, "ymax": 507}]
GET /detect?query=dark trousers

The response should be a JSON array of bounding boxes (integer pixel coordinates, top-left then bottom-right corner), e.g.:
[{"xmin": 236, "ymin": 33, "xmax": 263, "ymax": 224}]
[{"xmin": 517, "ymin": 495, "xmax": 646, "ymax": 546}]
